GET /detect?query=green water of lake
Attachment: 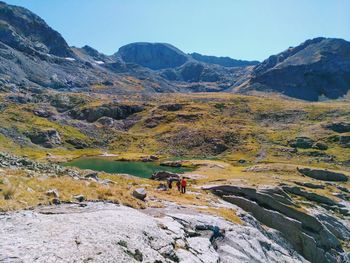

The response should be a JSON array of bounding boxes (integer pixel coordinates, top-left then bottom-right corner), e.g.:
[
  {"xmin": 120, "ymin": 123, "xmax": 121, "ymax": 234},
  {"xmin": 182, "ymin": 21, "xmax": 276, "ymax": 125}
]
[{"xmin": 63, "ymin": 157, "xmax": 192, "ymax": 178}]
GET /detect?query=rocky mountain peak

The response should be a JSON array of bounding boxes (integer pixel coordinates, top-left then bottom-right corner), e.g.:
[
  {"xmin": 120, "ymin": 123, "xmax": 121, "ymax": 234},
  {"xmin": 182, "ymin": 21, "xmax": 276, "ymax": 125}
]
[
  {"xmin": 116, "ymin": 42, "xmax": 189, "ymax": 70},
  {"xmin": 0, "ymin": 1, "xmax": 73, "ymax": 57},
  {"xmin": 254, "ymin": 37, "xmax": 349, "ymax": 75},
  {"xmin": 240, "ymin": 37, "xmax": 350, "ymax": 100}
]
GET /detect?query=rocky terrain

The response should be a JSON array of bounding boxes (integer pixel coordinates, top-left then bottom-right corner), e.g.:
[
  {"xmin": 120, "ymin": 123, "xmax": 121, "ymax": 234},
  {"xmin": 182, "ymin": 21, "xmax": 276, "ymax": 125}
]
[
  {"xmin": 0, "ymin": 202, "xmax": 309, "ymax": 263},
  {"xmin": 0, "ymin": 150, "xmax": 350, "ymax": 262},
  {"xmin": 0, "ymin": 1, "xmax": 350, "ymax": 263}
]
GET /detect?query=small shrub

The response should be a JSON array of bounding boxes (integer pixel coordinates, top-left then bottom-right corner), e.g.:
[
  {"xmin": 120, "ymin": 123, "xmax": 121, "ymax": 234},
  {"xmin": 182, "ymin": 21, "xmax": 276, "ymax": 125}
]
[
  {"xmin": 96, "ymin": 188, "xmax": 113, "ymax": 199},
  {"xmin": 214, "ymin": 103, "xmax": 226, "ymax": 111},
  {"xmin": 2, "ymin": 186, "xmax": 16, "ymax": 200},
  {"xmin": 117, "ymin": 240, "xmax": 128, "ymax": 248}
]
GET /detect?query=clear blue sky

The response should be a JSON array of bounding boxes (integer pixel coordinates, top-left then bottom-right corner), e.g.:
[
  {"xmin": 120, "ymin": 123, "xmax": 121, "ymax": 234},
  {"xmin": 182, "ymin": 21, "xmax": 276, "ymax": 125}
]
[{"xmin": 5, "ymin": 0, "xmax": 350, "ymax": 61}]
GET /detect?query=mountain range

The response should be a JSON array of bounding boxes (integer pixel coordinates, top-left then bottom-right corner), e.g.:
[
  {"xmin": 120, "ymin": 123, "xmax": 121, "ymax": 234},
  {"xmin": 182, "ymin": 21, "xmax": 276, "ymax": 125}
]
[{"xmin": 0, "ymin": 1, "xmax": 350, "ymax": 101}]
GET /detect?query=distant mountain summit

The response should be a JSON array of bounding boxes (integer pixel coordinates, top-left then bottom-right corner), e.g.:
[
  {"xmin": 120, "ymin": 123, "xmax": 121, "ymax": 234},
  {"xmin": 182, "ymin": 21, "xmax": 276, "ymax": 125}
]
[
  {"xmin": 238, "ymin": 37, "xmax": 350, "ymax": 100},
  {"xmin": 117, "ymin": 42, "xmax": 189, "ymax": 70}
]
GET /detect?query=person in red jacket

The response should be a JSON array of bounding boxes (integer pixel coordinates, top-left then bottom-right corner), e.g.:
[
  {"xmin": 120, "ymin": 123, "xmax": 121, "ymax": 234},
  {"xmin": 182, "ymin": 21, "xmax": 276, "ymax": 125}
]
[{"xmin": 181, "ymin": 177, "xmax": 187, "ymax": 194}]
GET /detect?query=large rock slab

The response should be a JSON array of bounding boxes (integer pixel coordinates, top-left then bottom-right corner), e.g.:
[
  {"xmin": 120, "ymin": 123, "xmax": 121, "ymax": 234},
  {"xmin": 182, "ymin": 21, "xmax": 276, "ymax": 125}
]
[
  {"xmin": 210, "ymin": 185, "xmax": 344, "ymax": 263},
  {"xmin": 0, "ymin": 202, "xmax": 308, "ymax": 263},
  {"xmin": 297, "ymin": 167, "xmax": 348, "ymax": 182}
]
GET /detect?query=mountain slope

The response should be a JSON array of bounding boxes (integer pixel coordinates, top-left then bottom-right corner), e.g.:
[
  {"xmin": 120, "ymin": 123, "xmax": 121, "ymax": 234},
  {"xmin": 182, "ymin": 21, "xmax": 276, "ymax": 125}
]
[{"xmin": 236, "ymin": 37, "xmax": 350, "ymax": 100}]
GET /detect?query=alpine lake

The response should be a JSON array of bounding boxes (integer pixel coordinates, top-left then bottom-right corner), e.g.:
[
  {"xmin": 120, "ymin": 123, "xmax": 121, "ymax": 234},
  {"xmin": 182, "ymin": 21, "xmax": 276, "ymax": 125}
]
[{"xmin": 63, "ymin": 157, "xmax": 192, "ymax": 178}]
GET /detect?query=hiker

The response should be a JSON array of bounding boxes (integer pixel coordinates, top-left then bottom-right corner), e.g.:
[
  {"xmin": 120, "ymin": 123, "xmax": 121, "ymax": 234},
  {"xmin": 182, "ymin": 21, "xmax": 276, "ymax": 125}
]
[
  {"xmin": 181, "ymin": 177, "xmax": 187, "ymax": 194},
  {"xmin": 195, "ymin": 225, "xmax": 225, "ymax": 249},
  {"xmin": 167, "ymin": 178, "xmax": 173, "ymax": 189},
  {"xmin": 176, "ymin": 179, "xmax": 181, "ymax": 192}
]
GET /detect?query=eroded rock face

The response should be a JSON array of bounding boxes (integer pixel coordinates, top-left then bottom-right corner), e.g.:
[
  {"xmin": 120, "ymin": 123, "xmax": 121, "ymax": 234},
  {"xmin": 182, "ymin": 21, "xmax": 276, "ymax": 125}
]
[
  {"xmin": 69, "ymin": 104, "xmax": 144, "ymax": 123},
  {"xmin": 209, "ymin": 185, "xmax": 346, "ymax": 263},
  {"xmin": 297, "ymin": 167, "xmax": 348, "ymax": 182}
]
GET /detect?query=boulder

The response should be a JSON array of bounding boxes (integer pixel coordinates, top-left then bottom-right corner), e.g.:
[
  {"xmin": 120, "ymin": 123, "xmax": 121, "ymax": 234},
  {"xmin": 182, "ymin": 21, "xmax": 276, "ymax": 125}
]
[
  {"xmin": 84, "ymin": 172, "xmax": 99, "ymax": 181},
  {"xmin": 312, "ymin": 141, "xmax": 328, "ymax": 150},
  {"xmin": 50, "ymin": 94, "xmax": 85, "ymax": 112},
  {"xmin": 140, "ymin": 155, "xmax": 159, "ymax": 162},
  {"xmin": 288, "ymin": 137, "xmax": 314, "ymax": 149},
  {"xmin": 325, "ymin": 122, "xmax": 350, "ymax": 133},
  {"xmin": 132, "ymin": 188, "xmax": 147, "ymax": 201},
  {"xmin": 160, "ymin": 161, "xmax": 182, "ymax": 167},
  {"xmin": 66, "ymin": 138, "xmax": 89, "ymax": 149},
  {"xmin": 97, "ymin": 116, "xmax": 115, "ymax": 126},
  {"xmin": 150, "ymin": 171, "xmax": 180, "ymax": 181},
  {"xmin": 297, "ymin": 168, "xmax": 348, "ymax": 182},
  {"xmin": 33, "ymin": 108, "xmax": 54, "ymax": 118},
  {"xmin": 158, "ymin": 103, "xmax": 183, "ymax": 111},
  {"xmin": 26, "ymin": 129, "xmax": 62, "ymax": 148},
  {"xmin": 46, "ymin": 189, "xmax": 59, "ymax": 198},
  {"xmin": 74, "ymin": 195, "xmax": 85, "ymax": 202}
]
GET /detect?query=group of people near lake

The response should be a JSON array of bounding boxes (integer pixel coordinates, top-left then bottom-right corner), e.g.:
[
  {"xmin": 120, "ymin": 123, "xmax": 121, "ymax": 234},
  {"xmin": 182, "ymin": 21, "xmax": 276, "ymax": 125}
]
[{"xmin": 167, "ymin": 177, "xmax": 187, "ymax": 193}]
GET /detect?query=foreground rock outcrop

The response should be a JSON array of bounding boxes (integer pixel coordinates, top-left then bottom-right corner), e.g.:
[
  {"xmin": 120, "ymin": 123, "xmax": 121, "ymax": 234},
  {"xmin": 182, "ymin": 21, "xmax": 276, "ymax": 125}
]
[
  {"xmin": 0, "ymin": 202, "xmax": 308, "ymax": 263},
  {"xmin": 209, "ymin": 185, "xmax": 350, "ymax": 263}
]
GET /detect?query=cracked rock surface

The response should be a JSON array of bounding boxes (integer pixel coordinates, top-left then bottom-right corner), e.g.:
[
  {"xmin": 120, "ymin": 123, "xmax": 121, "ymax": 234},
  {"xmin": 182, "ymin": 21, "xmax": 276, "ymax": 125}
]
[{"xmin": 0, "ymin": 202, "xmax": 307, "ymax": 263}]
